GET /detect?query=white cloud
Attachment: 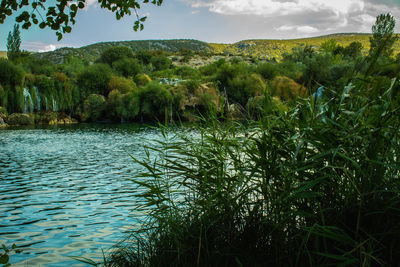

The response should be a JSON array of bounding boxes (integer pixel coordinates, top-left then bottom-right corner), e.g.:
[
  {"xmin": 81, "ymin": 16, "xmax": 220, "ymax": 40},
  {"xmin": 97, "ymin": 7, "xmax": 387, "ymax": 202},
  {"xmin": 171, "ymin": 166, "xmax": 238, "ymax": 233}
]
[
  {"xmin": 38, "ymin": 44, "xmax": 58, "ymax": 53},
  {"xmin": 22, "ymin": 42, "xmax": 73, "ymax": 52},
  {"xmin": 276, "ymin": 25, "xmax": 319, "ymax": 33},
  {"xmin": 189, "ymin": 0, "xmax": 365, "ymax": 17}
]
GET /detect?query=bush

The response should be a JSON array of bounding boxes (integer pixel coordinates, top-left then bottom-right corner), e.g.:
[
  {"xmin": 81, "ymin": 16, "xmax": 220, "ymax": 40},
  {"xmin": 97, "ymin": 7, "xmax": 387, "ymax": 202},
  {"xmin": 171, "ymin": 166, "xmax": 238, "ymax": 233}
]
[
  {"xmin": 77, "ymin": 63, "xmax": 112, "ymax": 98},
  {"xmin": 0, "ymin": 58, "xmax": 24, "ymax": 87},
  {"xmin": 150, "ymin": 56, "xmax": 172, "ymax": 71},
  {"xmin": 83, "ymin": 94, "xmax": 106, "ymax": 122},
  {"xmin": 7, "ymin": 113, "xmax": 34, "ymax": 125},
  {"xmin": 107, "ymin": 89, "xmax": 140, "ymax": 121},
  {"xmin": 139, "ymin": 82, "xmax": 172, "ymax": 121},
  {"xmin": 108, "ymin": 76, "xmax": 136, "ymax": 94},
  {"xmin": 134, "ymin": 73, "xmax": 152, "ymax": 87},
  {"xmin": 256, "ymin": 62, "xmax": 277, "ymax": 80},
  {"xmin": 113, "ymin": 58, "xmax": 142, "ymax": 78},
  {"xmin": 99, "ymin": 46, "xmax": 134, "ymax": 66},
  {"xmin": 269, "ymin": 76, "xmax": 307, "ymax": 102}
]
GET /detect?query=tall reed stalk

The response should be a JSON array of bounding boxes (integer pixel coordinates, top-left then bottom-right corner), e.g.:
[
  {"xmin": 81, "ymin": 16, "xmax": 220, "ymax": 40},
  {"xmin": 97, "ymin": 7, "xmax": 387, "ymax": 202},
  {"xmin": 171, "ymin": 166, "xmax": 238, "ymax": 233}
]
[{"xmin": 105, "ymin": 67, "xmax": 400, "ymax": 266}]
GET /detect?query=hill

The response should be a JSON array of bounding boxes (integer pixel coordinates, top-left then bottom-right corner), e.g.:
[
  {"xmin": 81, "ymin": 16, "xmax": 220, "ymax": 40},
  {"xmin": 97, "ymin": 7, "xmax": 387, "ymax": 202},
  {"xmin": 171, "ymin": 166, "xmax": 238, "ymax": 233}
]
[
  {"xmin": 34, "ymin": 33, "xmax": 400, "ymax": 64},
  {"xmin": 34, "ymin": 39, "xmax": 213, "ymax": 64},
  {"xmin": 210, "ymin": 33, "xmax": 377, "ymax": 60}
]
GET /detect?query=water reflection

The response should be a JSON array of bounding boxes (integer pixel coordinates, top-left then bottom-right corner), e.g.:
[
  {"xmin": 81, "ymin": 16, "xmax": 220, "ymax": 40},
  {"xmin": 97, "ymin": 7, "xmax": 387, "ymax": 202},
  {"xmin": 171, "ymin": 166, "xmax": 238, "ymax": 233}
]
[{"xmin": 0, "ymin": 123, "xmax": 162, "ymax": 266}]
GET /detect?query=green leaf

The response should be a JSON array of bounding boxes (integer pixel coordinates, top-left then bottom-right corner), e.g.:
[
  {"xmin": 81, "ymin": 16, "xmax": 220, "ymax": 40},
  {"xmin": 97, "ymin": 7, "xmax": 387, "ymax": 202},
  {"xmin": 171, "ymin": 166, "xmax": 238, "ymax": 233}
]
[
  {"xmin": 68, "ymin": 256, "xmax": 99, "ymax": 266},
  {"xmin": 0, "ymin": 254, "xmax": 9, "ymax": 264}
]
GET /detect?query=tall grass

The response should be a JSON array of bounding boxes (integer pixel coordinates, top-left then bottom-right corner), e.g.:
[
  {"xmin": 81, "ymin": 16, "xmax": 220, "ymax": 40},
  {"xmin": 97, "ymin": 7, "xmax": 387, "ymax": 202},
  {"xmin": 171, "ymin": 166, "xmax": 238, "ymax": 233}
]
[
  {"xmin": 106, "ymin": 72, "xmax": 400, "ymax": 266},
  {"xmin": 104, "ymin": 37, "xmax": 400, "ymax": 266}
]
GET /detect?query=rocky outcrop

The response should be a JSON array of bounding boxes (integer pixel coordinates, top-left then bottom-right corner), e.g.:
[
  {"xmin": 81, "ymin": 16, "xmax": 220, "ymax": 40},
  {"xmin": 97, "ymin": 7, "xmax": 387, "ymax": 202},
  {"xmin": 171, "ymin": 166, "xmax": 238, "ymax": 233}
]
[{"xmin": 7, "ymin": 113, "xmax": 34, "ymax": 125}]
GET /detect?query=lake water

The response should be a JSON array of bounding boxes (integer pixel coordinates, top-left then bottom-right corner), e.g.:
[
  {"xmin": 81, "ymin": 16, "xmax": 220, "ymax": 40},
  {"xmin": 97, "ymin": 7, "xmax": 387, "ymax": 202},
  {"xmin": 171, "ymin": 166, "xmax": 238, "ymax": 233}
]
[{"xmin": 0, "ymin": 123, "xmax": 164, "ymax": 266}]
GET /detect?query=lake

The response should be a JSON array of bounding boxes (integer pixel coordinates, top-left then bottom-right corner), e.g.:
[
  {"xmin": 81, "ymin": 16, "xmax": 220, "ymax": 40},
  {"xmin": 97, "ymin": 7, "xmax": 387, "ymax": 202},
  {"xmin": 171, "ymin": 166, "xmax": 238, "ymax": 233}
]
[{"xmin": 0, "ymin": 123, "xmax": 164, "ymax": 266}]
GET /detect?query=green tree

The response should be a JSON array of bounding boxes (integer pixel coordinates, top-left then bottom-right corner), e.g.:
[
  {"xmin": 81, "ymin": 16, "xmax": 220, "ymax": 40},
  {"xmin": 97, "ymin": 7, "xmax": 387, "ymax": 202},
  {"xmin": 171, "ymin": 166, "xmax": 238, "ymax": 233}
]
[
  {"xmin": 369, "ymin": 13, "xmax": 398, "ymax": 59},
  {"xmin": 77, "ymin": 63, "xmax": 112, "ymax": 98},
  {"xmin": 0, "ymin": 0, "xmax": 163, "ymax": 40},
  {"xmin": 343, "ymin": 41, "xmax": 363, "ymax": 59},
  {"xmin": 7, "ymin": 24, "xmax": 21, "ymax": 61},
  {"xmin": 113, "ymin": 58, "xmax": 142, "ymax": 77},
  {"xmin": 99, "ymin": 46, "xmax": 134, "ymax": 66}
]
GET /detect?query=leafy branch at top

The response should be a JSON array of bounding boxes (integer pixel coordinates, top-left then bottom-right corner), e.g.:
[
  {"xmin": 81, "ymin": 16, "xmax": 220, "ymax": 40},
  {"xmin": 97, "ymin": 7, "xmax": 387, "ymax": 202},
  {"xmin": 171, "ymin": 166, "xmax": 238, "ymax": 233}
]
[{"xmin": 0, "ymin": 0, "xmax": 163, "ymax": 40}]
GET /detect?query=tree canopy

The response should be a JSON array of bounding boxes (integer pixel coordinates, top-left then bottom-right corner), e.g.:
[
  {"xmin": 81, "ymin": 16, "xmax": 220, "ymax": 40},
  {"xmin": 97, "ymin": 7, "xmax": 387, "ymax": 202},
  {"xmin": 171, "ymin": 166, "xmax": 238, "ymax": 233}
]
[
  {"xmin": 0, "ymin": 0, "xmax": 163, "ymax": 40},
  {"xmin": 369, "ymin": 13, "xmax": 398, "ymax": 59},
  {"xmin": 7, "ymin": 24, "xmax": 21, "ymax": 61}
]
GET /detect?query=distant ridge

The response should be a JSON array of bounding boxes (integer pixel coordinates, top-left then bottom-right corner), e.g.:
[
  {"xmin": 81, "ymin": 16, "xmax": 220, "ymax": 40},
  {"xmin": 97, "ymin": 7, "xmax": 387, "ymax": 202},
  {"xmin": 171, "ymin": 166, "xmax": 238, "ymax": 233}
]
[
  {"xmin": 33, "ymin": 33, "xmax": 400, "ymax": 64},
  {"xmin": 35, "ymin": 39, "xmax": 212, "ymax": 64}
]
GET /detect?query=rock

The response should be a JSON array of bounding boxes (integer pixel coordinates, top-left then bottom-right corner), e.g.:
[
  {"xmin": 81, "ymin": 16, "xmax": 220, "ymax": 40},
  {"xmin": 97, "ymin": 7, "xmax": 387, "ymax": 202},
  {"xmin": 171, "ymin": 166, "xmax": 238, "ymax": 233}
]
[
  {"xmin": 7, "ymin": 113, "xmax": 34, "ymax": 125},
  {"xmin": 0, "ymin": 112, "xmax": 7, "ymax": 123}
]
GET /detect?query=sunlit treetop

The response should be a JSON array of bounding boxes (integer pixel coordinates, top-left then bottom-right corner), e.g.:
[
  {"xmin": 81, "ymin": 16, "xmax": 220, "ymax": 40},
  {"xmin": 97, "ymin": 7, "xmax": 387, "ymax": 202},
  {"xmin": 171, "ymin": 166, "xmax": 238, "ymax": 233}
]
[{"xmin": 0, "ymin": 0, "xmax": 163, "ymax": 40}]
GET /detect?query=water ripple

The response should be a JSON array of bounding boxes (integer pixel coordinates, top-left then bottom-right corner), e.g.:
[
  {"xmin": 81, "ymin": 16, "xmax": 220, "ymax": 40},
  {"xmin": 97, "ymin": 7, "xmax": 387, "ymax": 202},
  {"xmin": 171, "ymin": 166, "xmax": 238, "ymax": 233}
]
[{"xmin": 0, "ymin": 123, "xmax": 162, "ymax": 266}]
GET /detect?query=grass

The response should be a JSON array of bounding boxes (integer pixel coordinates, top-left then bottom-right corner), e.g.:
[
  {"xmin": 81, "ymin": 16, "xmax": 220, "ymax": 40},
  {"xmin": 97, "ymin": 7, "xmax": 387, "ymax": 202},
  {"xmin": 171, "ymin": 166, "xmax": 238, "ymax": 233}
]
[{"xmin": 104, "ymin": 69, "xmax": 400, "ymax": 266}]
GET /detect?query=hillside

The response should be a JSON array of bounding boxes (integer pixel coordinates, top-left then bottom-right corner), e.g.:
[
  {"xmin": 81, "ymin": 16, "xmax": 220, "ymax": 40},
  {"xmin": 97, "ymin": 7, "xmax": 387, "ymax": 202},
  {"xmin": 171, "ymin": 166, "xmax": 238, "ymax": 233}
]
[
  {"xmin": 33, "ymin": 33, "xmax": 400, "ymax": 64},
  {"xmin": 210, "ymin": 33, "xmax": 377, "ymax": 60},
  {"xmin": 34, "ymin": 39, "xmax": 213, "ymax": 64}
]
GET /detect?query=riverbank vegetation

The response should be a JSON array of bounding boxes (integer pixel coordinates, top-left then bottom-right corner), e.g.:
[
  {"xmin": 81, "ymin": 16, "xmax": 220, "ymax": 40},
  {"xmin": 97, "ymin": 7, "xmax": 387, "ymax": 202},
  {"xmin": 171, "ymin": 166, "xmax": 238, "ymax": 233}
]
[
  {"xmin": 93, "ymin": 14, "xmax": 400, "ymax": 266},
  {"xmin": 3, "ymin": 25, "xmax": 399, "ymax": 126},
  {"xmin": 2, "ymin": 12, "xmax": 400, "ymax": 267}
]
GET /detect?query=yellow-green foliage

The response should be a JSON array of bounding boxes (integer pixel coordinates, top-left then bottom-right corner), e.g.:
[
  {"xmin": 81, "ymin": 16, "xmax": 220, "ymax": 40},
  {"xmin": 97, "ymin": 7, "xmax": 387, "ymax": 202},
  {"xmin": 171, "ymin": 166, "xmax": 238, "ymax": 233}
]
[
  {"xmin": 0, "ymin": 51, "xmax": 7, "ymax": 59},
  {"xmin": 53, "ymin": 72, "xmax": 68, "ymax": 83},
  {"xmin": 108, "ymin": 75, "xmax": 136, "ymax": 94},
  {"xmin": 135, "ymin": 73, "xmax": 152, "ymax": 87},
  {"xmin": 270, "ymin": 76, "xmax": 307, "ymax": 101},
  {"xmin": 209, "ymin": 34, "xmax": 400, "ymax": 61}
]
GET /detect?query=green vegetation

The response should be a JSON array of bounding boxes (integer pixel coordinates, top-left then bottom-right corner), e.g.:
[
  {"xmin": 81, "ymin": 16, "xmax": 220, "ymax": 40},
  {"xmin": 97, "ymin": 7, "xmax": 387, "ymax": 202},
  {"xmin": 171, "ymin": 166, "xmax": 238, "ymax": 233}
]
[
  {"xmin": 2, "ymin": 18, "xmax": 400, "ymax": 125},
  {"xmin": 6, "ymin": 24, "xmax": 21, "ymax": 61},
  {"xmin": 0, "ymin": 0, "xmax": 162, "ymax": 40},
  {"xmin": 100, "ymin": 15, "xmax": 400, "ymax": 267},
  {"xmin": 2, "ymin": 12, "xmax": 400, "ymax": 267}
]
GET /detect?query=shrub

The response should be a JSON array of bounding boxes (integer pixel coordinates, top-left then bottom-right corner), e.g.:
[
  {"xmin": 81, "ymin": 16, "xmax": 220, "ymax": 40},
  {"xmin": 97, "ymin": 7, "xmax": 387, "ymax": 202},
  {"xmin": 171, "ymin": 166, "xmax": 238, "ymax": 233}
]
[
  {"xmin": 269, "ymin": 75, "xmax": 307, "ymax": 102},
  {"xmin": 77, "ymin": 63, "xmax": 112, "ymax": 98},
  {"xmin": 99, "ymin": 46, "xmax": 134, "ymax": 66},
  {"xmin": 227, "ymin": 73, "xmax": 266, "ymax": 107},
  {"xmin": 150, "ymin": 56, "xmax": 172, "ymax": 71},
  {"xmin": 7, "ymin": 113, "xmax": 34, "ymax": 125},
  {"xmin": 139, "ymin": 82, "xmax": 172, "ymax": 121},
  {"xmin": 83, "ymin": 94, "xmax": 106, "ymax": 122},
  {"xmin": 0, "ymin": 58, "xmax": 24, "ymax": 87},
  {"xmin": 113, "ymin": 58, "xmax": 142, "ymax": 78},
  {"xmin": 134, "ymin": 73, "xmax": 152, "ymax": 87},
  {"xmin": 256, "ymin": 62, "xmax": 277, "ymax": 80},
  {"xmin": 108, "ymin": 75, "xmax": 136, "ymax": 94}
]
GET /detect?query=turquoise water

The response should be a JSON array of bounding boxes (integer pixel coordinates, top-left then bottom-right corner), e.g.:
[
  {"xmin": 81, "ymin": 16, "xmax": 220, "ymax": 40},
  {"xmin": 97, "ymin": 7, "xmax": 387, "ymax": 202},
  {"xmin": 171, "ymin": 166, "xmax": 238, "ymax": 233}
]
[{"xmin": 0, "ymin": 123, "xmax": 163, "ymax": 266}]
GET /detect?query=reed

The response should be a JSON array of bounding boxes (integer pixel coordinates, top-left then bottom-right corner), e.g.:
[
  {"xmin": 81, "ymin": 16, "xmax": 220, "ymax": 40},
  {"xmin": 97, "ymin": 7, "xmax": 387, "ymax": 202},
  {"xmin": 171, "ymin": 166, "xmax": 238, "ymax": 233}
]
[{"xmin": 104, "ymin": 65, "xmax": 400, "ymax": 266}]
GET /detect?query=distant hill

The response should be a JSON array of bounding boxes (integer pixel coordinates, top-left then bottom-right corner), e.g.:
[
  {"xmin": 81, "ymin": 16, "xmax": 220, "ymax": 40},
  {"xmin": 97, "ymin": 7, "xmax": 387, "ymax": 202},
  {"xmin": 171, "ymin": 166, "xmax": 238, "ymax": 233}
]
[
  {"xmin": 33, "ymin": 33, "xmax": 400, "ymax": 64},
  {"xmin": 209, "ymin": 33, "xmax": 381, "ymax": 60},
  {"xmin": 34, "ymin": 39, "xmax": 213, "ymax": 64},
  {"xmin": 0, "ymin": 51, "xmax": 7, "ymax": 59}
]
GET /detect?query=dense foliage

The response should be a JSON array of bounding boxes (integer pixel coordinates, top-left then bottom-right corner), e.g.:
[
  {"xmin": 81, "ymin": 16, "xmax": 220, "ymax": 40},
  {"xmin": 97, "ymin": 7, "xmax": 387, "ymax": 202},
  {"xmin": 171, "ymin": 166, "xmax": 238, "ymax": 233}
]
[
  {"xmin": 101, "ymin": 16, "xmax": 400, "ymax": 266},
  {"xmin": 1, "ymin": 20, "xmax": 400, "ymax": 124},
  {"xmin": 0, "ymin": 0, "xmax": 163, "ymax": 39}
]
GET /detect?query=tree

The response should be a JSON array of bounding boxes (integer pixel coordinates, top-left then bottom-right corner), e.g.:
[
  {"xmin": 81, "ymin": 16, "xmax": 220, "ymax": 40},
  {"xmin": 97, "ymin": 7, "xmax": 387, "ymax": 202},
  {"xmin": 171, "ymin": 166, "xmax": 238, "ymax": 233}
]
[
  {"xmin": 99, "ymin": 46, "xmax": 134, "ymax": 66},
  {"xmin": 7, "ymin": 24, "xmax": 21, "ymax": 61},
  {"xmin": 0, "ymin": 0, "xmax": 163, "ymax": 40},
  {"xmin": 343, "ymin": 41, "xmax": 363, "ymax": 59},
  {"xmin": 369, "ymin": 13, "xmax": 398, "ymax": 59}
]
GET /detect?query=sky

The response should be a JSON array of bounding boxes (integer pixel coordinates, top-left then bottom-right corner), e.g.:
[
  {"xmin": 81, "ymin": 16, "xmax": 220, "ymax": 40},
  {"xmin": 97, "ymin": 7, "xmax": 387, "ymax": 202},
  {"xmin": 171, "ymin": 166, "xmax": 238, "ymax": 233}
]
[{"xmin": 1, "ymin": 0, "xmax": 400, "ymax": 52}]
